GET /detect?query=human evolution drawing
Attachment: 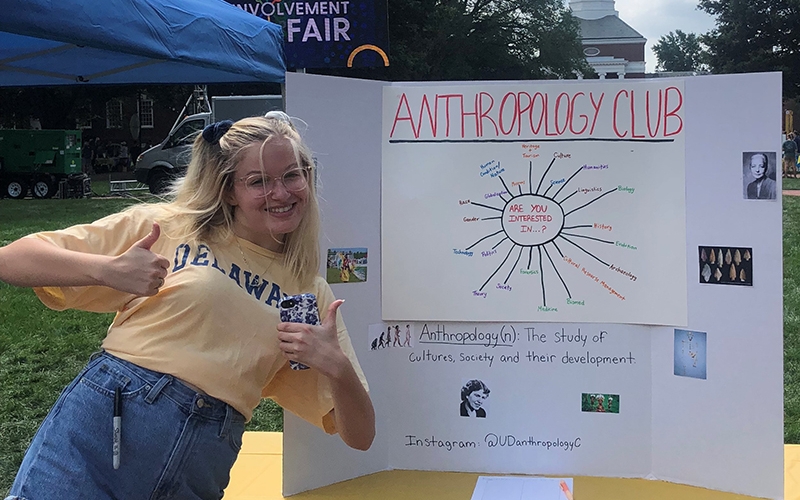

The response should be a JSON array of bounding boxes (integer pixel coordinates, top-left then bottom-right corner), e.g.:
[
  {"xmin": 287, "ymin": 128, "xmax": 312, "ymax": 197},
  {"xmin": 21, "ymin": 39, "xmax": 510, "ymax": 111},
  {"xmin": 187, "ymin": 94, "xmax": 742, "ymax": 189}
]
[{"xmin": 370, "ymin": 323, "xmax": 412, "ymax": 350}]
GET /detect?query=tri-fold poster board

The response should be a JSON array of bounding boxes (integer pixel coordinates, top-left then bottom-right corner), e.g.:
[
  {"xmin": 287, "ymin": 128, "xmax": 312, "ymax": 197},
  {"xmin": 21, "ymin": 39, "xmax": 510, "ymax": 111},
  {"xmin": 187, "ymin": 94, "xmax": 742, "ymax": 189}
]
[{"xmin": 283, "ymin": 71, "xmax": 783, "ymax": 499}]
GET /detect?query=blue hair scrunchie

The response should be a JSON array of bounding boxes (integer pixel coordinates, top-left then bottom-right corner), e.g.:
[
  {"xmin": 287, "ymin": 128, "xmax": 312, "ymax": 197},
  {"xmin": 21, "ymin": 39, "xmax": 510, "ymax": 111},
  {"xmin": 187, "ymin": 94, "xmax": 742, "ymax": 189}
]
[{"xmin": 202, "ymin": 120, "xmax": 234, "ymax": 145}]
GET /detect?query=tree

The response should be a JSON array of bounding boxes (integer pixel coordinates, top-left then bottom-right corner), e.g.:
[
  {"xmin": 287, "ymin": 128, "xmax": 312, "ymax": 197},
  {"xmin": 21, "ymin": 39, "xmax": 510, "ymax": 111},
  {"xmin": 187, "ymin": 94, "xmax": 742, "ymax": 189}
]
[
  {"xmin": 652, "ymin": 30, "xmax": 707, "ymax": 72},
  {"xmin": 699, "ymin": 0, "xmax": 800, "ymax": 97},
  {"xmin": 378, "ymin": 0, "xmax": 591, "ymax": 81}
]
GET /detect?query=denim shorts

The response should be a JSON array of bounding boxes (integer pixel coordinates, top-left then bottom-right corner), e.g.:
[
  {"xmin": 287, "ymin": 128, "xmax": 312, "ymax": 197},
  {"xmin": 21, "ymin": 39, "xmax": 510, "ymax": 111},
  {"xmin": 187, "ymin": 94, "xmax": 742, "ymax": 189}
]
[{"xmin": 6, "ymin": 352, "xmax": 246, "ymax": 500}]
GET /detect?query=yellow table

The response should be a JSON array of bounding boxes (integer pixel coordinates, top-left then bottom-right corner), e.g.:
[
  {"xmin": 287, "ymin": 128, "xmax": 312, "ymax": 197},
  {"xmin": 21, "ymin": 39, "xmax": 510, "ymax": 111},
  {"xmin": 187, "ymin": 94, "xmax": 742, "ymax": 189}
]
[{"xmin": 225, "ymin": 433, "xmax": 797, "ymax": 499}]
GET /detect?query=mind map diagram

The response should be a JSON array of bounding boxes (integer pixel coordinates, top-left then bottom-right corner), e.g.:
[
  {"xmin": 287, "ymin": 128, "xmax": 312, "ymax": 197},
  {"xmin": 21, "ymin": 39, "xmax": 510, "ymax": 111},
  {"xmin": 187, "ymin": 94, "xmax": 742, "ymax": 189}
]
[{"xmin": 458, "ymin": 147, "xmax": 639, "ymax": 312}]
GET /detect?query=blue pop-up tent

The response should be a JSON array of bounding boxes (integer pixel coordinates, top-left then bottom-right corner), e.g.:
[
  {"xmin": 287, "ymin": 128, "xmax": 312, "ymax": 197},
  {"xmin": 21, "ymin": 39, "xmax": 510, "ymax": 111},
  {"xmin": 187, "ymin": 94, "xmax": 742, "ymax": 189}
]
[{"xmin": 0, "ymin": 0, "xmax": 286, "ymax": 86}]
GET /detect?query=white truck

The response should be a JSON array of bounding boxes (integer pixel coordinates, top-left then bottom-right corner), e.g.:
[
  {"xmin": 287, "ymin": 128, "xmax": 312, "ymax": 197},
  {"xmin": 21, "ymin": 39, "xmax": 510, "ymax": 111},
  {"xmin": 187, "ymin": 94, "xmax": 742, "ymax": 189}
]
[{"xmin": 134, "ymin": 93, "xmax": 283, "ymax": 194}]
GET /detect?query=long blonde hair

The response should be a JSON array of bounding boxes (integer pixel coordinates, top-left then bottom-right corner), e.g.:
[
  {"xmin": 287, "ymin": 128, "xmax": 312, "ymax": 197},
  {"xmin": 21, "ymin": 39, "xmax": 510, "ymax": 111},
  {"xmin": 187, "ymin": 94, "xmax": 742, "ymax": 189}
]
[{"xmin": 153, "ymin": 115, "xmax": 320, "ymax": 288}]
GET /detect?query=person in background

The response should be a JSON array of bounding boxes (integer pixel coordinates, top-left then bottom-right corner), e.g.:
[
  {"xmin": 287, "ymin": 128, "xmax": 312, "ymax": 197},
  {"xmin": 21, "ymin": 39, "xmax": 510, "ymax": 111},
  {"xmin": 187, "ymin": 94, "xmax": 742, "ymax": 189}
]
[
  {"xmin": 119, "ymin": 141, "xmax": 129, "ymax": 172},
  {"xmin": 81, "ymin": 137, "xmax": 93, "ymax": 174},
  {"xmin": 91, "ymin": 138, "xmax": 104, "ymax": 173},
  {"xmin": 0, "ymin": 113, "xmax": 375, "ymax": 498},
  {"xmin": 783, "ymin": 133, "xmax": 797, "ymax": 178},
  {"xmin": 129, "ymin": 140, "xmax": 142, "ymax": 168}
]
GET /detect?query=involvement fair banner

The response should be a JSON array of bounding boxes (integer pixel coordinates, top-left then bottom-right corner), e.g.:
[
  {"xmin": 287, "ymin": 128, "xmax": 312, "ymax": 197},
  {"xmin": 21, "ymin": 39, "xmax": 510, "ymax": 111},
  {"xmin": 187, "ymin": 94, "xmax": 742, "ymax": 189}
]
[{"xmin": 227, "ymin": 0, "xmax": 389, "ymax": 69}]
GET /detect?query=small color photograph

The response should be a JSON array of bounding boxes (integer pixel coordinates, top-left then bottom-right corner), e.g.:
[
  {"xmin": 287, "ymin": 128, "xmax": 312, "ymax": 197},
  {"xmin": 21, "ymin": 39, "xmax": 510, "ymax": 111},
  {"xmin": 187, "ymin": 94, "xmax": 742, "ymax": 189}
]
[
  {"xmin": 581, "ymin": 393, "xmax": 619, "ymax": 414},
  {"xmin": 674, "ymin": 329, "xmax": 707, "ymax": 380},
  {"xmin": 698, "ymin": 246, "xmax": 752, "ymax": 286},
  {"xmin": 326, "ymin": 247, "xmax": 367, "ymax": 284}
]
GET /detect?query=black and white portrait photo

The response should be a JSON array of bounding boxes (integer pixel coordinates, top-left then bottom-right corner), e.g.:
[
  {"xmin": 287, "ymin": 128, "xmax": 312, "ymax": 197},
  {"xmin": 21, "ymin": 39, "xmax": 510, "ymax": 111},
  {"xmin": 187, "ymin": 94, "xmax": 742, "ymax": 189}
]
[
  {"xmin": 743, "ymin": 152, "xmax": 777, "ymax": 200},
  {"xmin": 460, "ymin": 379, "xmax": 490, "ymax": 418}
]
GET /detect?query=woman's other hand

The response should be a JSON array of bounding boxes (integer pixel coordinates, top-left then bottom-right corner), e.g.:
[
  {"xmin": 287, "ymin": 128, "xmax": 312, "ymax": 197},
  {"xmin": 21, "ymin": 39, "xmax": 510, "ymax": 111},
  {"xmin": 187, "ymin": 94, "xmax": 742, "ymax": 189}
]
[
  {"xmin": 277, "ymin": 298, "xmax": 375, "ymax": 450},
  {"xmin": 277, "ymin": 299, "xmax": 347, "ymax": 378}
]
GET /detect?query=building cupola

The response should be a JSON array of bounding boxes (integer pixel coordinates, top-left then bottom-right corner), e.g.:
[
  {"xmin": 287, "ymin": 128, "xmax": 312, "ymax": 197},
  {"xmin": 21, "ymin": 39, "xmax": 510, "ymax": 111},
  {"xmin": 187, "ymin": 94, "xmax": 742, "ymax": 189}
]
[{"xmin": 569, "ymin": 0, "xmax": 618, "ymax": 20}]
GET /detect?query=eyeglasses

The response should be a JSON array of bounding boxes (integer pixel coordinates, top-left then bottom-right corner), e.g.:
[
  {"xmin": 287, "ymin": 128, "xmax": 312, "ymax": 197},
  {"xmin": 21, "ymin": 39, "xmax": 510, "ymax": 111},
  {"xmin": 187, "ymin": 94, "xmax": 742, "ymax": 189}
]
[{"xmin": 235, "ymin": 167, "xmax": 310, "ymax": 197}]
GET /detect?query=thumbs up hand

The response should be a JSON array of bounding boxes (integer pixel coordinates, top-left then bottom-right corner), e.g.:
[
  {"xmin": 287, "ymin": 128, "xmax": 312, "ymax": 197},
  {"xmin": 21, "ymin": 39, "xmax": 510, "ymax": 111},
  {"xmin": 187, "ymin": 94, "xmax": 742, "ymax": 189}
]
[
  {"xmin": 277, "ymin": 299, "xmax": 348, "ymax": 378},
  {"xmin": 104, "ymin": 222, "xmax": 171, "ymax": 296}
]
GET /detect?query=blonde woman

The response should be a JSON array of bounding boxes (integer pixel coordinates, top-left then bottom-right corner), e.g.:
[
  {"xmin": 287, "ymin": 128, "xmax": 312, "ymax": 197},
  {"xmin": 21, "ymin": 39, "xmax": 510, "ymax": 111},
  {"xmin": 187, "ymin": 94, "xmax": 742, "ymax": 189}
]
[{"xmin": 0, "ymin": 114, "xmax": 374, "ymax": 498}]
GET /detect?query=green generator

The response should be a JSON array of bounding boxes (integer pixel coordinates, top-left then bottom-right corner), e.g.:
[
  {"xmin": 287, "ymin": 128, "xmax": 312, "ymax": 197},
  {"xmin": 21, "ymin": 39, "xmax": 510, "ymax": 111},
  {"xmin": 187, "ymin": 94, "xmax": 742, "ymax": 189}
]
[{"xmin": 0, "ymin": 129, "xmax": 91, "ymax": 199}]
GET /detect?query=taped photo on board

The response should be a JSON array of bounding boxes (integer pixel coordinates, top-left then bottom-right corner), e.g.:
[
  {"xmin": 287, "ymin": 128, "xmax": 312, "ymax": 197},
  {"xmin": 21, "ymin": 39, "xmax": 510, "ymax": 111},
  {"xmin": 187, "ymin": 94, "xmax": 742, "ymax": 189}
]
[
  {"xmin": 674, "ymin": 329, "xmax": 707, "ymax": 380},
  {"xmin": 461, "ymin": 379, "xmax": 491, "ymax": 418},
  {"xmin": 699, "ymin": 246, "xmax": 752, "ymax": 286},
  {"xmin": 581, "ymin": 393, "xmax": 619, "ymax": 413},
  {"xmin": 326, "ymin": 247, "xmax": 367, "ymax": 283},
  {"xmin": 743, "ymin": 152, "xmax": 777, "ymax": 200}
]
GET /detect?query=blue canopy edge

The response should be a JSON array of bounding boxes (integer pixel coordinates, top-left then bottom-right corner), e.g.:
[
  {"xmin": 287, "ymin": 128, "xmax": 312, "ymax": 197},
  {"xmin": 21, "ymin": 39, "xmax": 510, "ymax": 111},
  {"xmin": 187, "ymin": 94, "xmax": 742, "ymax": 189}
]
[{"xmin": 0, "ymin": 0, "xmax": 286, "ymax": 85}]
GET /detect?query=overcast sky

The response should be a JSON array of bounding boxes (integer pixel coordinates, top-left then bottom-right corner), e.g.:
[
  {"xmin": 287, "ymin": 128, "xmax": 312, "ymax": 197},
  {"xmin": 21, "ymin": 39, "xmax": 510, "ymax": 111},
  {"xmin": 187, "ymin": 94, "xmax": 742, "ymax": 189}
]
[{"xmin": 570, "ymin": 0, "xmax": 719, "ymax": 73}]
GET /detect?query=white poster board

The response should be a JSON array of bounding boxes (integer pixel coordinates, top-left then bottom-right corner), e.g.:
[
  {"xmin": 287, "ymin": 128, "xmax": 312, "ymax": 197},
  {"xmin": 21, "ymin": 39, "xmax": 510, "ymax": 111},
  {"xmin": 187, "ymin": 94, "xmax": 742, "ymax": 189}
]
[
  {"xmin": 650, "ymin": 72, "xmax": 784, "ymax": 496},
  {"xmin": 382, "ymin": 81, "xmax": 687, "ymax": 325},
  {"xmin": 385, "ymin": 321, "xmax": 652, "ymax": 477},
  {"xmin": 283, "ymin": 74, "xmax": 388, "ymax": 496},
  {"xmin": 285, "ymin": 72, "xmax": 783, "ymax": 500}
]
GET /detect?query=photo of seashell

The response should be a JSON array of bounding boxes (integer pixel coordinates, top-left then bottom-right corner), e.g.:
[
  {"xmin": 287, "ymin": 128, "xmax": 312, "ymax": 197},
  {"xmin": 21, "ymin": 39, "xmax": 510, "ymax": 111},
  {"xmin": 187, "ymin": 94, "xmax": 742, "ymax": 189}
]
[
  {"xmin": 702, "ymin": 264, "xmax": 711, "ymax": 282},
  {"xmin": 698, "ymin": 246, "xmax": 752, "ymax": 286}
]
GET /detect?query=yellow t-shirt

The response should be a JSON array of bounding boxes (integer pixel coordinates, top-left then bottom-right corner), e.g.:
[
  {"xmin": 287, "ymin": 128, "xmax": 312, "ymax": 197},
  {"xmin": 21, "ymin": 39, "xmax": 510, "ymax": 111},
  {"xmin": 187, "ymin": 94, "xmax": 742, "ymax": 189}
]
[{"xmin": 28, "ymin": 204, "xmax": 367, "ymax": 431}]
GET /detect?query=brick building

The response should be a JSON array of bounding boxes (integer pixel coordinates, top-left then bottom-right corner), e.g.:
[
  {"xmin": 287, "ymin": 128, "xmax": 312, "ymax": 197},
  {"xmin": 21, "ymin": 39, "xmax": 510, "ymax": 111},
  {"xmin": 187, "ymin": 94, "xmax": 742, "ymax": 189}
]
[
  {"xmin": 77, "ymin": 94, "xmax": 177, "ymax": 153},
  {"xmin": 570, "ymin": 0, "xmax": 646, "ymax": 79}
]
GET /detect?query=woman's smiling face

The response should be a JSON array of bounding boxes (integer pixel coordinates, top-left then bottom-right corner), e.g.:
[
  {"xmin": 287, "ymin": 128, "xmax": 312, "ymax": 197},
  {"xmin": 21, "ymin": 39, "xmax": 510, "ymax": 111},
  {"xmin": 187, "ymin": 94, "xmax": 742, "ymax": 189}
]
[
  {"xmin": 229, "ymin": 137, "xmax": 309, "ymax": 251},
  {"xmin": 467, "ymin": 389, "xmax": 488, "ymax": 410},
  {"xmin": 750, "ymin": 154, "xmax": 767, "ymax": 179}
]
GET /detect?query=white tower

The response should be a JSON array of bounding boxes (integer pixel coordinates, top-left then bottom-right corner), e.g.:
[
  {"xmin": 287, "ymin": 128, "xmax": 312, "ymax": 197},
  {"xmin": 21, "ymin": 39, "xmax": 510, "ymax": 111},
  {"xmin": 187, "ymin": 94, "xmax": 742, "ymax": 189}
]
[{"xmin": 569, "ymin": 0, "xmax": 618, "ymax": 20}]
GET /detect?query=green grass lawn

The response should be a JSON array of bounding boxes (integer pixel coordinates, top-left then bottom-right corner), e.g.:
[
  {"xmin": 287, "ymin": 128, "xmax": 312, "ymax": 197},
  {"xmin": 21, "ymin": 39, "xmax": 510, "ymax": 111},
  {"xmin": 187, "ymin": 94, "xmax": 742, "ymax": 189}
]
[
  {"xmin": 785, "ymin": 196, "xmax": 800, "ymax": 441},
  {"xmin": 326, "ymin": 266, "xmax": 366, "ymax": 283},
  {"xmin": 783, "ymin": 176, "xmax": 800, "ymax": 191},
  {"xmin": 0, "ymin": 198, "xmax": 282, "ymax": 492}
]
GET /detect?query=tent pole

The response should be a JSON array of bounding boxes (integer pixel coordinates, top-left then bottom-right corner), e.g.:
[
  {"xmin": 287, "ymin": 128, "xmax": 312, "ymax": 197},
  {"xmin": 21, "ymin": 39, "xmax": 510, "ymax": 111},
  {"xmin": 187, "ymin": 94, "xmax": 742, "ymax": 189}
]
[{"xmin": 283, "ymin": 68, "xmax": 304, "ymax": 113}]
